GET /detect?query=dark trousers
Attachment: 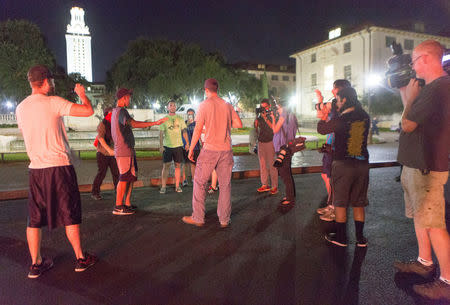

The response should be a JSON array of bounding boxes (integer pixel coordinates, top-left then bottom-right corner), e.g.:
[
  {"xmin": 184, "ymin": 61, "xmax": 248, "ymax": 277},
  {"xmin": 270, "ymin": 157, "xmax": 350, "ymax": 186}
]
[
  {"xmin": 277, "ymin": 151, "xmax": 296, "ymax": 202},
  {"xmin": 92, "ymin": 152, "xmax": 119, "ymax": 195}
]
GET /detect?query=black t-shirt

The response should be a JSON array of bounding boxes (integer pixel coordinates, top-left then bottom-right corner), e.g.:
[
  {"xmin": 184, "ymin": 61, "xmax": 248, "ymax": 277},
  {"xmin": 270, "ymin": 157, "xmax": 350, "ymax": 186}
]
[
  {"xmin": 397, "ymin": 75, "xmax": 450, "ymax": 172},
  {"xmin": 317, "ymin": 107, "xmax": 370, "ymax": 161},
  {"xmin": 256, "ymin": 116, "xmax": 274, "ymax": 143}
]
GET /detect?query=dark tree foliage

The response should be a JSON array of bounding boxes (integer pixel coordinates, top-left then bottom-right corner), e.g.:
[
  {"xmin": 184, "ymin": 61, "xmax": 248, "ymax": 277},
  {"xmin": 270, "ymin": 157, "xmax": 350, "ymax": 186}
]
[
  {"xmin": 362, "ymin": 87, "xmax": 403, "ymax": 115},
  {"xmin": 0, "ymin": 20, "xmax": 55, "ymax": 101},
  {"xmin": 106, "ymin": 38, "xmax": 262, "ymax": 110}
]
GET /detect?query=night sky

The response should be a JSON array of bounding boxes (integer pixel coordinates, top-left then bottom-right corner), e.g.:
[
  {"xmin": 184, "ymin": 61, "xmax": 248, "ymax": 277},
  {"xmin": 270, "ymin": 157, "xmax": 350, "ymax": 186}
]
[{"xmin": 2, "ymin": 0, "xmax": 449, "ymax": 82}]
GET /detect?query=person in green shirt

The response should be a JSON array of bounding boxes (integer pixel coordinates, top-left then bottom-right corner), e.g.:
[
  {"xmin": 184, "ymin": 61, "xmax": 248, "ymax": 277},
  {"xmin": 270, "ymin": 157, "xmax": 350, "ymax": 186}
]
[{"xmin": 159, "ymin": 100, "xmax": 189, "ymax": 193}]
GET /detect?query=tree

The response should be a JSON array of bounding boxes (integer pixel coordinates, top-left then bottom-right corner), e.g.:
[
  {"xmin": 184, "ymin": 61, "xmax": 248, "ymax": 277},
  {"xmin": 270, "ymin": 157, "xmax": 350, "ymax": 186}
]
[
  {"xmin": 107, "ymin": 38, "xmax": 262, "ymax": 110},
  {"xmin": 0, "ymin": 20, "xmax": 55, "ymax": 101},
  {"xmin": 261, "ymin": 71, "xmax": 269, "ymax": 99},
  {"xmin": 362, "ymin": 88, "xmax": 403, "ymax": 116}
]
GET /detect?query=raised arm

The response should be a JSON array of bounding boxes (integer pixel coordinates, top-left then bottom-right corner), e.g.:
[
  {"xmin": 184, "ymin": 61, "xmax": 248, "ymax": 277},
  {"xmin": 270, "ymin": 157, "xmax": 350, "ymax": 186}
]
[
  {"xmin": 399, "ymin": 79, "xmax": 420, "ymax": 133},
  {"xmin": 130, "ymin": 117, "xmax": 168, "ymax": 128},
  {"xmin": 69, "ymin": 84, "xmax": 94, "ymax": 117}
]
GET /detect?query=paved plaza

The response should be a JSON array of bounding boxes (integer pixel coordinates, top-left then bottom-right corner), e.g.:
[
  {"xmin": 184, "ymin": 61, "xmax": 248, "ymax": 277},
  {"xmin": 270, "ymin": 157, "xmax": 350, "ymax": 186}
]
[{"xmin": 1, "ymin": 167, "xmax": 449, "ymax": 305}]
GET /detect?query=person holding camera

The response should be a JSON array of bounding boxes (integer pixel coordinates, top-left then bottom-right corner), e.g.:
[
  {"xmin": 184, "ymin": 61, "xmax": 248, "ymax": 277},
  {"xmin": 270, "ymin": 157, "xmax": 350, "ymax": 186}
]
[
  {"xmin": 268, "ymin": 100, "xmax": 299, "ymax": 206},
  {"xmin": 315, "ymin": 79, "xmax": 351, "ymax": 222},
  {"xmin": 393, "ymin": 40, "xmax": 450, "ymax": 301},
  {"xmin": 254, "ymin": 99, "xmax": 278, "ymax": 194},
  {"xmin": 317, "ymin": 87, "xmax": 370, "ymax": 248}
]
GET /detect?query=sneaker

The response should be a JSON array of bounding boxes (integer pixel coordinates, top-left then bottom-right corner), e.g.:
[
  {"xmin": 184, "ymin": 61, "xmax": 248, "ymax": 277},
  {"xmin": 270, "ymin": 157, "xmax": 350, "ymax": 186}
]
[
  {"xmin": 160, "ymin": 187, "xmax": 166, "ymax": 194},
  {"xmin": 356, "ymin": 236, "xmax": 368, "ymax": 247},
  {"xmin": 324, "ymin": 232, "xmax": 347, "ymax": 247},
  {"xmin": 319, "ymin": 209, "xmax": 335, "ymax": 222},
  {"xmin": 175, "ymin": 186, "xmax": 183, "ymax": 193},
  {"xmin": 127, "ymin": 204, "xmax": 138, "ymax": 211},
  {"xmin": 75, "ymin": 252, "xmax": 98, "ymax": 272},
  {"xmin": 413, "ymin": 278, "xmax": 450, "ymax": 301},
  {"xmin": 90, "ymin": 194, "xmax": 102, "ymax": 201},
  {"xmin": 182, "ymin": 180, "xmax": 188, "ymax": 187},
  {"xmin": 28, "ymin": 257, "xmax": 53, "ymax": 279},
  {"xmin": 112, "ymin": 205, "xmax": 135, "ymax": 215},
  {"xmin": 394, "ymin": 260, "xmax": 436, "ymax": 279},
  {"xmin": 182, "ymin": 216, "xmax": 204, "ymax": 227},
  {"xmin": 270, "ymin": 187, "xmax": 278, "ymax": 195},
  {"xmin": 208, "ymin": 185, "xmax": 218, "ymax": 194},
  {"xmin": 257, "ymin": 185, "xmax": 271, "ymax": 192},
  {"xmin": 317, "ymin": 205, "xmax": 332, "ymax": 215}
]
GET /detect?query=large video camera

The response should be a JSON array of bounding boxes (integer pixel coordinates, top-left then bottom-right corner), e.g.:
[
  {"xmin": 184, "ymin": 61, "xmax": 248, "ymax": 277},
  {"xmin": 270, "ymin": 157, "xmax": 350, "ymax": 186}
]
[
  {"xmin": 385, "ymin": 42, "xmax": 424, "ymax": 89},
  {"xmin": 273, "ymin": 137, "xmax": 306, "ymax": 167}
]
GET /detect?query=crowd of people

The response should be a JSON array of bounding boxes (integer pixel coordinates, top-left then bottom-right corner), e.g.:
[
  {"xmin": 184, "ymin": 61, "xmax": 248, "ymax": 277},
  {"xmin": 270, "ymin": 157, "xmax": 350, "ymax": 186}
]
[{"xmin": 15, "ymin": 39, "xmax": 449, "ymax": 301}]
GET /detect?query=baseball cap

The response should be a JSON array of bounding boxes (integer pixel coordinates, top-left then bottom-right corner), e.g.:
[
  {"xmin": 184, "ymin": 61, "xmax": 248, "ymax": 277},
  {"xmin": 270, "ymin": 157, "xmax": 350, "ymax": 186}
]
[
  {"xmin": 204, "ymin": 78, "xmax": 219, "ymax": 92},
  {"xmin": 27, "ymin": 65, "xmax": 54, "ymax": 82},
  {"xmin": 116, "ymin": 88, "xmax": 133, "ymax": 100}
]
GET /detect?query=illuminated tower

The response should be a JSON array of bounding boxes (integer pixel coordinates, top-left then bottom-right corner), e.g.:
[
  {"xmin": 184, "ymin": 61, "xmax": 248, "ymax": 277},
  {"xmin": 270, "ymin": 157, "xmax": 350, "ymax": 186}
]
[{"xmin": 65, "ymin": 7, "xmax": 92, "ymax": 82}]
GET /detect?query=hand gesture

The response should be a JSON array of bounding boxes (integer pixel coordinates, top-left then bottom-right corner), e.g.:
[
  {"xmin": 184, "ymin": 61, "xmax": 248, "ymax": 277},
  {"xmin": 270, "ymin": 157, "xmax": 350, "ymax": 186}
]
[
  {"xmin": 314, "ymin": 89, "xmax": 324, "ymax": 104},
  {"xmin": 185, "ymin": 143, "xmax": 190, "ymax": 151},
  {"xmin": 74, "ymin": 83, "xmax": 85, "ymax": 96}
]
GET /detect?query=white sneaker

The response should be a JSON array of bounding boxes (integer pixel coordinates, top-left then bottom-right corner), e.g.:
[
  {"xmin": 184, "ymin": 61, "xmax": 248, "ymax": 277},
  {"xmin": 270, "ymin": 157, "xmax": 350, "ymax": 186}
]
[{"xmin": 160, "ymin": 187, "xmax": 166, "ymax": 194}]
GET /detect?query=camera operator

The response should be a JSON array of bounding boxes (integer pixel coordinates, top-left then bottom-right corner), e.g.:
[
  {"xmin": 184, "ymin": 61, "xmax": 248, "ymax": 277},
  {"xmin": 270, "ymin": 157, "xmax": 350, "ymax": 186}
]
[
  {"xmin": 268, "ymin": 99, "xmax": 298, "ymax": 206},
  {"xmin": 315, "ymin": 80, "xmax": 351, "ymax": 222},
  {"xmin": 317, "ymin": 87, "xmax": 370, "ymax": 248},
  {"xmin": 254, "ymin": 99, "xmax": 278, "ymax": 194},
  {"xmin": 393, "ymin": 40, "xmax": 450, "ymax": 301}
]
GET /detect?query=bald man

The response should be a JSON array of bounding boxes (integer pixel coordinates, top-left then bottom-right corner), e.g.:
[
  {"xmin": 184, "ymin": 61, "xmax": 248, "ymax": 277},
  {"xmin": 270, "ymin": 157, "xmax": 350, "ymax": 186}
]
[{"xmin": 394, "ymin": 40, "xmax": 450, "ymax": 301}]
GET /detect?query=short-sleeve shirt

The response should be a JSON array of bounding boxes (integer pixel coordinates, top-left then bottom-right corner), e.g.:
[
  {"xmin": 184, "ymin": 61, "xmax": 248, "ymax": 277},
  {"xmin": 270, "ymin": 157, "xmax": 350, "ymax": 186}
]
[
  {"xmin": 273, "ymin": 111, "xmax": 298, "ymax": 152},
  {"xmin": 111, "ymin": 107, "xmax": 135, "ymax": 157},
  {"xmin": 195, "ymin": 96, "xmax": 239, "ymax": 151},
  {"xmin": 318, "ymin": 107, "xmax": 370, "ymax": 161},
  {"xmin": 183, "ymin": 121, "xmax": 201, "ymax": 151},
  {"xmin": 16, "ymin": 94, "xmax": 73, "ymax": 169},
  {"xmin": 159, "ymin": 114, "xmax": 186, "ymax": 148},
  {"xmin": 96, "ymin": 120, "xmax": 114, "ymax": 156},
  {"xmin": 397, "ymin": 75, "xmax": 450, "ymax": 171},
  {"xmin": 256, "ymin": 116, "xmax": 274, "ymax": 143}
]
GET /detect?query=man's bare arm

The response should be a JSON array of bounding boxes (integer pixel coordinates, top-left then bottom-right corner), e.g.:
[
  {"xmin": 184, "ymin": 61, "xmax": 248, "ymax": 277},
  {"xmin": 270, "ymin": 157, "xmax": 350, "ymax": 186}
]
[
  {"xmin": 69, "ymin": 84, "xmax": 94, "ymax": 117},
  {"xmin": 130, "ymin": 117, "xmax": 167, "ymax": 128}
]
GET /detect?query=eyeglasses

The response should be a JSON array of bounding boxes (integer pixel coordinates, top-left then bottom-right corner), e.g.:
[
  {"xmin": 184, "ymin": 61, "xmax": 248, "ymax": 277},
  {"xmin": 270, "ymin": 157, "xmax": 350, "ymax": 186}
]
[{"xmin": 409, "ymin": 55, "xmax": 423, "ymax": 67}]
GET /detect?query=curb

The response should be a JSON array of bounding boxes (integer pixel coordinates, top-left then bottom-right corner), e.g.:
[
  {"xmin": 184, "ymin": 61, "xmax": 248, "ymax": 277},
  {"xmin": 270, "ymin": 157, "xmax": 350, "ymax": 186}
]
[{"xmin": 0, "ymin": 161, "xmax": 400, "ymax": 201}]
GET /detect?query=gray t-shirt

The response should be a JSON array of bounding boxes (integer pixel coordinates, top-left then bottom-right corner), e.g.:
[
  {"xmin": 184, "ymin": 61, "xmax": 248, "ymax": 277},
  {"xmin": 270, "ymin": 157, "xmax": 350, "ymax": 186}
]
[
  {"xmin": 111, "ymin": 107, "xmax": 135, "ymax": 157},
  {"xmin": 397, "ymin": 75, "xmax": 450, "ymax": 172}
]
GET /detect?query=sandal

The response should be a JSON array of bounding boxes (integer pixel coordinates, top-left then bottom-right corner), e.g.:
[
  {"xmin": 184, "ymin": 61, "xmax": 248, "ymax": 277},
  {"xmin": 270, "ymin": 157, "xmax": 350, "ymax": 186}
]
[
  {"xmin": 280, "ymin": 199, "xmax": 294, "ymax": 206},
  {"xmin": 208, "ymin": 185, "xmax": 218, "ymax": 194}
]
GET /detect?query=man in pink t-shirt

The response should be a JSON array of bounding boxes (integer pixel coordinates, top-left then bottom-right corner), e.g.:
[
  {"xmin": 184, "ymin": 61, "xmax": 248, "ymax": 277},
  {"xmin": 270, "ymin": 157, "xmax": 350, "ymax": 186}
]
[
  {"xmin": 182, "ymin": 78, "xmax": 242, "ymax": 227},
  {"xmin": 16, "ymin": 65, "xmax": 98, "ymax": 278}
]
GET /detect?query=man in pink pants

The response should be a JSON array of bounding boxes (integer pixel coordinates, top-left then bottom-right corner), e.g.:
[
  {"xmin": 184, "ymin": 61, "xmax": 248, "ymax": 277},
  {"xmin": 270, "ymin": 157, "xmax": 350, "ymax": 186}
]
[{"xmin": 182, "ymin": 78, "xmax": 242, "ymax": 227}]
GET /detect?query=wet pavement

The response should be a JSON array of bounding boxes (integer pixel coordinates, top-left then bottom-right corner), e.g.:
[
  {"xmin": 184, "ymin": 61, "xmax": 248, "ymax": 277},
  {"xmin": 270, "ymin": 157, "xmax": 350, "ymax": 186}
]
[{"xmin": 0, "ymin": 167, "xmax": 449, "ymax": 305}]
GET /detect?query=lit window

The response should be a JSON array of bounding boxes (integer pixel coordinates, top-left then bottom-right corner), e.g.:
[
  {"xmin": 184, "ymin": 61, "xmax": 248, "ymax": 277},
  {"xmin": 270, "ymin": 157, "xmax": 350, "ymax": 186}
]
[
  {"xmin": 386, "ymin": 36, "xmax": 396, "ymax": 48},
  {"xmin": 344, "ymin": 65, "xmax": 351, "ymax": 81},
  {"xmin": 329, "ymin": 27, "xmax": 341, "ymax": 40},
  {"xmin": 257, "ymin": 64, "xmax": 266, "ymax": 69},
  {"xmin": 404, "ymin": 39, "xmax": 414, "ymax": 50},
  {"xmin": 280, "ymin": 65, "xmax": 287, "ymax": 71},
  {"xmin": 344, "ymin": 42, "xmax": 351, "ymax": 53},
  {"xmin": 311, "ymin": 73, "xmax": 317, "ymax": 87}
]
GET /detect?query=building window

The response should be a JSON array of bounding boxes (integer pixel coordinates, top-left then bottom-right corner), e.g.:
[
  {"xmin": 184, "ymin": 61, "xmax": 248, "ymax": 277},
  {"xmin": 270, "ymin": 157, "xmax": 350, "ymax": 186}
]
[
  {"xmin": 280, "ymin": 65, "xmax": 287, "ymax": 71},
  {"xmin": 344, "ymin": 65, "xmax": 351, "ymax": 81},
  {"xmin": 257, "ymin": 64, "xmax": 266, "ymax": 70},
  {"xmin": 293, "ymin": 76, "xmax": 296, "ymax": 81},
  {"xmin": 344, "ymin": 42, "xmax": 351, "ymax": 53},
  {"xmin": 311, "ymin": 73, "xmax": 317, "ymax": 87},
  {"xmin": 282, "ymin": 75, "xmax": 290, "ymax": 81},
  {"xmin": 386, "ymin": 36, "xmax": 396, "ymax": 48},
  {"xmin": 311, "ymin": 53, "xmax": 316, "ymax": 63},
  {"xmin": 271, "ymin": 75, "xmax": 279, "ymax": 81},
  {"xmin": 404, "ymin": 39, "xmax": 414, "ymax": 50}
]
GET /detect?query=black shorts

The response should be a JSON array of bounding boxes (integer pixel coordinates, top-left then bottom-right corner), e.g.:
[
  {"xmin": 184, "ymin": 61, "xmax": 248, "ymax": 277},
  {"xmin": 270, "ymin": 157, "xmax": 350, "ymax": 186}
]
[
  {"xmin": 321, "ymin": 152, "xmax": 333, "ymax": 177},
  {"xmin": 28, "ymin": 165, "xmax": 81, "ymax": 230},
  {"xmin": 183, "ymin": 149, "xmax": 200, "ymax": 164},
  {"xmin": 163, "ymin": 146, "xmax": 184, "ymax": 163},
  {"xmin": 331, "ymin": 159, "xmax": 369, "ymax": 208}
]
